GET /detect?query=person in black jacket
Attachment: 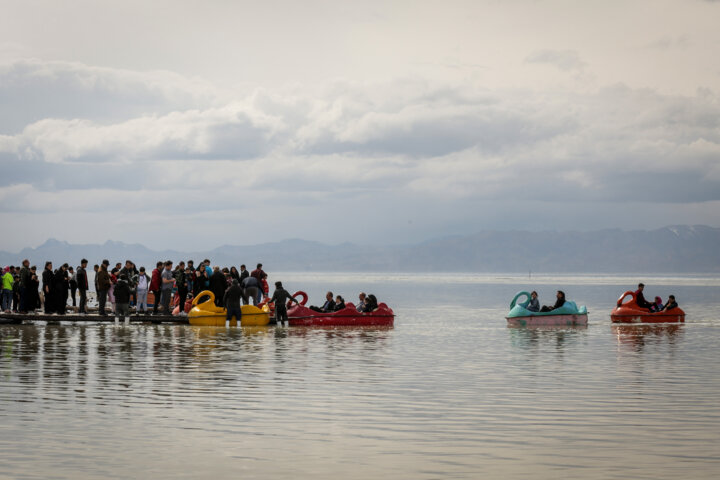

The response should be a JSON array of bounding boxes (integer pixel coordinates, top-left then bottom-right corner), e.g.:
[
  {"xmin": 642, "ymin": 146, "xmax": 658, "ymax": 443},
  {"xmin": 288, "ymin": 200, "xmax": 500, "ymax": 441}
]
[
  {"xmin": 209, "ymin": 266, "xmax": 227, "ymax": 307},
  {"xmin": 362, "ymin": 294, "xmax": 378, "ymax": 313},
  {"xmin": 270, "ymin": 281, "xmax": 299, "ymax": 325},
  {"xmin": 662, "ymin": 295, "xmax": 678, "ymax": 311},
  {"xmin": 42, "ymin": 262, "xmax": 54, "ymax": 314},
  {"xmin": 77, "ymin": 259, "xmax": 89, "ymax": 314},
  {"xmin": 53, "ymin": 263, "xmax": 69, "ymax": 315},
  {"xmin": 309, "ymin": 291, "xmax": 335, "ymax": 313},
  {"xmin": 540, "ymin": 290, "xmax": 566, "ymax": 312},
  {"xmin": 239, "ymin": 265, "xmax": 249, "ymax": 282},
  {"xmin": 114, "ymin": 274, "xmax": 132, "ymax": 320},
  {"xmin": 28, "ymin": 268, "xmax": 40, "ymax": 311},
  {"xmin": 223, "ymin": 279, "xmax": 244, "ymax": 323}
]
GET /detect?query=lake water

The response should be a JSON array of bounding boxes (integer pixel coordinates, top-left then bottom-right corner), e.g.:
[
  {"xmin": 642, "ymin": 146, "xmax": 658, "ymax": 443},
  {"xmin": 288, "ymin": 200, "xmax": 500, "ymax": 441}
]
[{"xmin": 2, "ymin": 273, "xmax": 719, "ymax": 479}]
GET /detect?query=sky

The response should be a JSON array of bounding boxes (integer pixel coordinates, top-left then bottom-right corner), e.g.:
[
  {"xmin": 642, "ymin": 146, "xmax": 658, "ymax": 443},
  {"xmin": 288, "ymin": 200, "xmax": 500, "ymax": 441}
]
[{"xmin": 1, "ymin": 0, "xmax": 719, "ymax": 252}]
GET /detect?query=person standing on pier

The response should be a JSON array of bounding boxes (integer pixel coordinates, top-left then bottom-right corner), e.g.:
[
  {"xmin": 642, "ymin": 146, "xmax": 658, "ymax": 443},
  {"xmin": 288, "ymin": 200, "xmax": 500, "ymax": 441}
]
[
  {"xmin": 174, "ymin": 261, "xmax": 188, "ymax": 314},
  {"xmin": 54, "ymin": 264, "xmax": 69, "ymax": 315},
  {"xmin": 18, "ymin": 259, "xmax": 31, "ymax": 314},
  {"xmin": 2, "ymin": 267, "xmax": 13, "ymax": 313},
  {"xmin": 134, "ymin": 267, "xmax": 150, "ymax": 315},
  {"xmin": 97, "ymin": 261, "xmax": 111, "ymax": 316},
  {"xmin": 114, "ymin": 274, "xmax": 131, "ymax": 322},
  {"xmin": 150, "ymin": 261, "xmax": 162, "ymax": 315},
  {"xmin": 209, "ymin": 266, "xmax": 226, "ymax": 307},
  {"xmin": 42, "ymin": 262, "xmax": 54, "ymax": 314},
  {"xmin": 77, "ymin": 259, "xmax": 89, "ymax": 314},
  {"xmin": 250, "ymin": 264, "xmax": 266, "ymax": 305},
  {"xmin": 160, "ymin": 261, "xmax": 174, "ymax": 314},
  {"xmin": 239, "ymin": 264, "xmax": 249, "ymax": 282},
  {"xmin": 29, "ymin": 267, "xmax": 40, "ymax": 311},
  {"xmin": 67, "ymin": 267, "xmax": 77, "ymax": 307}
]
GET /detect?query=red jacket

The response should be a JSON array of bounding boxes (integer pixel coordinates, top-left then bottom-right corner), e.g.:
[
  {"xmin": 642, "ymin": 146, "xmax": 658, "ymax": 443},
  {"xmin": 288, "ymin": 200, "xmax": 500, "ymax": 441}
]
[{"xmin": 149, "ymin": 268, "xmax": 161, "ymax": 291}]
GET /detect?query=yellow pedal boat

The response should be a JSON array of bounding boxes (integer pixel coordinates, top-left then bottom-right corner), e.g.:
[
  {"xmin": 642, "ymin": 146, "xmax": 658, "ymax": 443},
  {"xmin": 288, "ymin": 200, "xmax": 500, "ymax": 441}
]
[{"xmin": 188, "ymin": 290, "xmax": 271, "ymax": 327}]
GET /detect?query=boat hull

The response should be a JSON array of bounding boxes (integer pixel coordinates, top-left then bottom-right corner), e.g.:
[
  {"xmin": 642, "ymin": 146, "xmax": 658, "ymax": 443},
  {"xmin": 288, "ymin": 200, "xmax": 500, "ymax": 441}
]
[
  {"xmin": 506, "ymin": 313, "xmax": 588, "ymax": 327},
  {"xmin": 287, "ymin": 301, "xmax": 394, "ymax": 327},
  {"xmin": 610, "ymin": 313, "xmax": 685, "ymax": 324},
  {"xmin": 188, "ymin": 291, "xmax": 270, "ymax": 326}
]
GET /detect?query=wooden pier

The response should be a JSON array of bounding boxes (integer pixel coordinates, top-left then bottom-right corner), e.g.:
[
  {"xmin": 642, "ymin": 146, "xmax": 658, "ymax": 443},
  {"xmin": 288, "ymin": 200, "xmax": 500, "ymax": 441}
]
[{"xmin": 0, "ymin": 312, "xmax": 187, "ymax": 324}]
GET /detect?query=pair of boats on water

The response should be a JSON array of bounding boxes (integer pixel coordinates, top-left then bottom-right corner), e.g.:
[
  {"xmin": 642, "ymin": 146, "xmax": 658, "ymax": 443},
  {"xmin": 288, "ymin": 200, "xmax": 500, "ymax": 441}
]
[
  {"xmin": 506, "ymin": 290, "xmax": 686, "ymax": 326},
  {"xmin": 188, "ymin": 290, "xmax": 395, "ymax": 327}
]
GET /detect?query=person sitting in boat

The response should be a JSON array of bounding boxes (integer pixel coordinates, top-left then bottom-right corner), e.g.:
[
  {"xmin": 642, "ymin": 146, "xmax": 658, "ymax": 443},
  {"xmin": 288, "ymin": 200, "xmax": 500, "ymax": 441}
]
[
  {"xmin": 634, "ymin": 283, "xmax": 653, "ymax": 311},
  {"xmin": 649, "ymin": 296, "xmax": 663, "ymax": 313},
  {"xmin": 540, "ymin": 290, "xmax": 565, "ymax": 312},
  {"xmin": 334, "ymin": 295, "xmax": 346, "ymax": 310},
  {"xmin": 661, "ymin": 295, "xmax": 678, "ymax": 311},
  {"xmin": 527, "ymin": 291, "xmax": 540, "ymax": 312},
  {"xmin": 362, "ymin": 294, "xmax": 378, "ymax": 312},
  {"xmin": 356, "ymin": 292, "xmax": 366, "ymax": 313},
  {"xmin": 310, "ymin": 291, "xmax": 335, "ymax": 313}
]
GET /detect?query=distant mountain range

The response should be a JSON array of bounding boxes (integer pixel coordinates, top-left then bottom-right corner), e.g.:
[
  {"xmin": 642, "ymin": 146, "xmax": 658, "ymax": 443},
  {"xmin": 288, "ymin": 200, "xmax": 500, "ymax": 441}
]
[{"xmin": 1, "ymin": 225, "xmax": 719, "ymax": 273}]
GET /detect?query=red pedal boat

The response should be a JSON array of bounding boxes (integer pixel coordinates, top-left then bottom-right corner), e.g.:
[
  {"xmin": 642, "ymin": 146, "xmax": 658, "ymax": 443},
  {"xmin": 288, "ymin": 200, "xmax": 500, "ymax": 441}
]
[
  {"xmin": 611, "ymin": 290, "xmax": 685, "ymax": 323},
  {"xmin": 286, "ymin": 291, "xmax": 394, "ymax": 327}
]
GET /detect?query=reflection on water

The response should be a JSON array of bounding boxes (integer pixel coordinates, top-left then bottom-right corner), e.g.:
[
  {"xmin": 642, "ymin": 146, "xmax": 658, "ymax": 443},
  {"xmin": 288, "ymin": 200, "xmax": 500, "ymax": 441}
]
[
  {"xmin": 508, "ymin": 324, "xmax": 589, "ymax": 354},
  {"xmin": 2, "ymin": 277, "xmax": 720, "ymax": 479},
  {"xmin": 613, "ymin": 324, "xmax": 684, "ymax": 353}
]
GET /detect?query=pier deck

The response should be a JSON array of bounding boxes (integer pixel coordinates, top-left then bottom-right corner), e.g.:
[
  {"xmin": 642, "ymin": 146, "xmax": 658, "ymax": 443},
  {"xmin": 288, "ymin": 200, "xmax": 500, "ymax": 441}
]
[{"xmin": 0, "ymin": 313, "xmax": 187, "ymax": 324}]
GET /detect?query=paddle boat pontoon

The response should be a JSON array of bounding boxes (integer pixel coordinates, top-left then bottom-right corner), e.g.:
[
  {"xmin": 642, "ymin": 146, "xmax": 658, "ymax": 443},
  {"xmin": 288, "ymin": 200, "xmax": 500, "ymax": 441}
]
[
  {"xmin": 610, "ymin": 291, "xmax": 685, "ymax": 323},
  {"xmin": 188, "ymin": 290, "xmax": 271, "ymax": 327},
  {"xmin": 286, "ymin": 291, "xmax": 394, "ymax": 327},
  {"xmin": 506, "ymin": 291, "xmax": 588, "ymax": 326}
]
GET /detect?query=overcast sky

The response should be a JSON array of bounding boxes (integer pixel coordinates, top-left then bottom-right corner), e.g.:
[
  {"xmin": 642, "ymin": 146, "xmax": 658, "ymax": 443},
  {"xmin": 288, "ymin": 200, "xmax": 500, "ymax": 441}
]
[{"xmin": 1, "ymin": 0, "xmax": 719, "ymax": 252}]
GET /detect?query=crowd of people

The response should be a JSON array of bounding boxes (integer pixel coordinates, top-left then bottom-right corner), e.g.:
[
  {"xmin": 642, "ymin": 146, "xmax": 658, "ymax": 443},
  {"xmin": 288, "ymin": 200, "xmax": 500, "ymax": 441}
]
[
  {"xmin": 2, "ymin": 258, "xmax": 383, "ymax": 318},
  {"xmin": 1, "ymin": 258, "xmax": 271, "ymax": 316}
]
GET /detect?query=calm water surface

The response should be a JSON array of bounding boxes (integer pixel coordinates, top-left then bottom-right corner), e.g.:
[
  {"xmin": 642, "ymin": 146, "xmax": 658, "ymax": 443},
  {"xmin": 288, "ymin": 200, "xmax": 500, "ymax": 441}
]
[{"xmin": 1, "ymin": 273, "xmax": 719, "ymax": 479}]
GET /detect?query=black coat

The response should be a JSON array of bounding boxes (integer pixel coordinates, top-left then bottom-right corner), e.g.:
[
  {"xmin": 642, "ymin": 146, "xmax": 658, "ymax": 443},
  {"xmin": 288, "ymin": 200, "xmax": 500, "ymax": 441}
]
[
  {"xmin": 76, "ymin": 267, "xmax": 89, "ymax": 291},
  {"xmin": 114, "ymin": 279, "xmax": 131, "ymax": 304},
  {"xmin": 223, "ymin": 284, "xmax": 244, "ymax": 309},
  {"xmin": 209, "ymin": 271, "xmax": 228, "ymax": 296},
  {"xmin": 53, "ymin": 269, "xmax": 68, "ymax": 293},
  {"xmin": 42, "ymin": 269, "xmax": 54, "ymax": 292}
]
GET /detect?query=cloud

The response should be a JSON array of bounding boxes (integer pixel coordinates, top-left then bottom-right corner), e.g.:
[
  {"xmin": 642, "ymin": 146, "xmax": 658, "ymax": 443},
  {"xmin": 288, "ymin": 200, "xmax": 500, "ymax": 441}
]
[
  {"xmin": 0, "ymin": 59, "xmax": 220, "ymax": 134},
  {"xmin": 525, "ymin": 49, "xmax": 587, "ymax": 72},
  {"xmin": 1, "ymin": 59, "xmax": 720, "ymax": 251}
]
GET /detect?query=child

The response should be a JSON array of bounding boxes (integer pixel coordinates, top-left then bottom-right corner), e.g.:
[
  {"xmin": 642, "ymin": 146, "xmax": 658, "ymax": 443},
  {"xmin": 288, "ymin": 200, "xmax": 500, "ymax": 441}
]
[
  {"xmin": 134, "ymin": 267, "xmax": 151, "ymax": 315},
  {"xmin": 650, "ymin": 296, "xmax": 663, "ymax": 312}
]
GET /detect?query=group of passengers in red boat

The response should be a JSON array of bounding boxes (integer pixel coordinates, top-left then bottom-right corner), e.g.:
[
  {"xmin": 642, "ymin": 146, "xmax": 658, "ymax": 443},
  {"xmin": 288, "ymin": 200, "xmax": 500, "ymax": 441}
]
[
  {"xmin": 634, "ymin": 283, "xmax": 679, "ymax": 313},
  {"xmin": 307, "ymin": 291, "xmax": 379, "ymax": 314}
]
